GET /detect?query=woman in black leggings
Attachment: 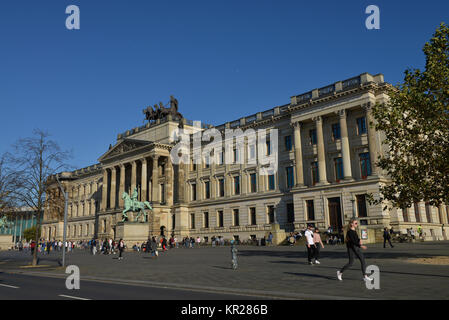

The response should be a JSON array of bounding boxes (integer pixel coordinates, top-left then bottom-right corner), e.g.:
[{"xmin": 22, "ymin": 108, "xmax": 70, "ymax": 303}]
[{"xmin": 337, "ymin": 219, "xmax": 373, "ymax": 282}]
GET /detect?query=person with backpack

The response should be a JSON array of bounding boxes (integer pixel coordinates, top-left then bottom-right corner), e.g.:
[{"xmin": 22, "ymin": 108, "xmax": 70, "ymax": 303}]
[{"xmin": 337, "ymin": 218, "xmax": 373, "ymax": 282}]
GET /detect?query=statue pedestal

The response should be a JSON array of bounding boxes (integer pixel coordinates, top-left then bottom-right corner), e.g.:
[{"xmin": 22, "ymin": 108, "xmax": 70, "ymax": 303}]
[
  {"xmin": 116, "ymin": 222, "xmax": 150, "ymax": 246},
  {"xmin": 271, "ymin": 223, "xmax": 286, "ymax": 245}
]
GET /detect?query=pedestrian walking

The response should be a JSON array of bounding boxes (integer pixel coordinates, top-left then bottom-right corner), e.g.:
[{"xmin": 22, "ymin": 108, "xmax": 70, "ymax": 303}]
[
  {"xmin": 337, "ymin": 218, "xmax": 373, "ymax": 282},
  {"xmin": 383, "ymin": 227, "xmax": 394, "ymax": 248},
  {"xmin": 305, "ymin": 225, "xmax": 316, "ymax": 265},
  {"xmin": 313, "ymin": 228, "xmax": 325, "ymax": 264},
  {"xmin": 118, "ymin": 239, "xmax": 125, "ymax": 260}
]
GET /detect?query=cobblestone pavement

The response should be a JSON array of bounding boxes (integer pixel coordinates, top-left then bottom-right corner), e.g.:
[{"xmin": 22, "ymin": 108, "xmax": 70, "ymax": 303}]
[{"xmin": 1, "ymin": 241, "xmax": 449, "ymax": 300}]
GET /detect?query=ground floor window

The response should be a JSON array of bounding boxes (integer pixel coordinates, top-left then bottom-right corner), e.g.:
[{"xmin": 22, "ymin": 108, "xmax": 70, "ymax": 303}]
[
  {"xmin": 217, "ymin": 210, "xmax": 224, "ymax": 228},
  {"xmin": 267, "ymin": 205, "xmax": 275, "ymax": 224},
  {"xmin": 306, "ymin": 200, "xmax": 315, "ymax": 221},
  {"xmin": 287, "ymin": 203, "xmax": 295, "ymax": 223},
  {"xmin": 249, "ymin": 207, "xmax": 256, "ymax": 225},
  {"xmin": 356, "ymin": 195, "xmax": 367, "ymax": 218},
  {"xmin": 414, "ymin": 203, "xmax": 421, "ymax": 222}
]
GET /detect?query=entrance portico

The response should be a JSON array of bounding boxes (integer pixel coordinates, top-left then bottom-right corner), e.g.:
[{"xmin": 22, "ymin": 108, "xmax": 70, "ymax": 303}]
[{"xmin": 98, "ymin": 139, "xmax": 173, "ymax": 239}]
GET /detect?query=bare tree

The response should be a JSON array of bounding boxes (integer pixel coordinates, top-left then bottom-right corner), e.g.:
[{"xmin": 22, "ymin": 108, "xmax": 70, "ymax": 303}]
[
  {"xmin": 0, "ymin": 154, "xmax": 19, "ymax": 219},
  {"xmin": 7, "ymin": 130, "xmax": 71, "ymax": 266}
]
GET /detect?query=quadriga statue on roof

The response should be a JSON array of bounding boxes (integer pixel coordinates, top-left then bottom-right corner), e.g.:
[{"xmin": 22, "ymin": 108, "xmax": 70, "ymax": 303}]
[{"xmin": 143, "ymin": 95, "xmax": 183, "ymax": 123}]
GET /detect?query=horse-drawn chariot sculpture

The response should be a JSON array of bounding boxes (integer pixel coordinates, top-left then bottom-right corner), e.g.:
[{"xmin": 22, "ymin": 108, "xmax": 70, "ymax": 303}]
[{"xmin": 143, "ymin": 95, "xmax": 184, "ymax": 124}]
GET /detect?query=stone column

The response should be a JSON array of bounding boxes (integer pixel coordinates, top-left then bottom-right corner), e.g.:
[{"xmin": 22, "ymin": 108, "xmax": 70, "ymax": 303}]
[
  {"xmin": 141, "ymin": 158, "xmax": 148, "ymax": 202},
  {"xmin": 338, "ymin": 109, "xmax": 353, "ymax": 180},
  {"xmin": 152, "ymin": 156, "xmax": 159, "ymax": 203},
  {"xmin": 101, "ymin": 169, "xmax": 108, "ymax": 211},
  {"xmin": 118, "ymin": 164, "xmax": 125, "ymax": 208},
  {"xmin": 131, "ymin": 161, "xmax": 137, "ymax": 194},
  {"xmin": 292, "ymin": 121, "xmax": 304, "ymax": 186},
  {"xmin": 364, "ymin": 102, "xmax": 380, "ymax": 176},
  {"xmin": 110, "ymin": 167, "xmax": 117, "ymax": 209},
  {"xmin": 314, "ymin": 116, "xmax": 328, "ymax": 184},
  {"xmin": 166, "ymin": 157, "xmax": 173, "ymax": 205}
]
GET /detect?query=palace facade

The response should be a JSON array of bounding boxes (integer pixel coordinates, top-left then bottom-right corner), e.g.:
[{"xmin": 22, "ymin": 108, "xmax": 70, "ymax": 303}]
[{"xmin": 42, "ymin": 73, "xmax": 449, "ymax": 244}]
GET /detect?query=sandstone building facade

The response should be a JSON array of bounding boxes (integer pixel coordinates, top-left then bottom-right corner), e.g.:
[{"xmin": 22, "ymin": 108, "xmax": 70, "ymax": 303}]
[{"xmin": 42, "ymin": 73, "xmax": 449, "ymax": 244}]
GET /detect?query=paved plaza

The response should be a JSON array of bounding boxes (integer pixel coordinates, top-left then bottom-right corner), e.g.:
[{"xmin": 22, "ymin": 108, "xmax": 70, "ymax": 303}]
[{"xmin": 1, "ymin": 241, "xmax": 449, "ymax": 300}]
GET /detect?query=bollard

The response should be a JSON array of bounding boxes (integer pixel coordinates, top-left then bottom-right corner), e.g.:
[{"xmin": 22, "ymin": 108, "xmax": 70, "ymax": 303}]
[{"xmin": 231, "ymin": 240, "xmax": 238, "ymax": 270}]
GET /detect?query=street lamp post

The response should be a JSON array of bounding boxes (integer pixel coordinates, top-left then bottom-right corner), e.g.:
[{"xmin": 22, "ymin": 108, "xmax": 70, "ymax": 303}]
[{"xmin": 55, "ymin": 174, "xmax": 68, "ymax": 267}]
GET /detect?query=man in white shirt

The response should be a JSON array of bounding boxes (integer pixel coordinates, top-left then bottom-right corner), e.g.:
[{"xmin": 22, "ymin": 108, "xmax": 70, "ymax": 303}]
[{"xmin": 305, "ymin": 225, "xmax": 316, "ymax": 265}]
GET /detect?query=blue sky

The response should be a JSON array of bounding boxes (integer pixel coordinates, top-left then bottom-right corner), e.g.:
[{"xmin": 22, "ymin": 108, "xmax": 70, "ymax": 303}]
[{"xmin": 0, "ymin": 0, "xmax": 448, "ymax": 169}]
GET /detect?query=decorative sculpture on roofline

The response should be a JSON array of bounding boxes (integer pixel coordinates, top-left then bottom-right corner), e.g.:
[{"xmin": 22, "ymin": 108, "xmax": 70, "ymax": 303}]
[
  {"xmin": 143, "ymin": 96, "xmax": 184, "ymax": 125},
  {"xmin": 121, "ymin": 188, "xmax": 153, "ymax": 222}
]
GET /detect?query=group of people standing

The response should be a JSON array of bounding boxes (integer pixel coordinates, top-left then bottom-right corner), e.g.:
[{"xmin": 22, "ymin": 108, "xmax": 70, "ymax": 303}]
[{"xmin": 304, "ymin": 226, "xmax": 325, "ymax": 265}]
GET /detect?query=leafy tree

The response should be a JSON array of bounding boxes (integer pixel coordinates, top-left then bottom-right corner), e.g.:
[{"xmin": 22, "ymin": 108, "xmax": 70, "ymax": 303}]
[
  {"xmin": 371, "ymin": 23, "xmax": 449, "ymax": 210},
  {"xmin": 7, "ymin": 130, "xmax": 70, "ymax": 265},
  {"xmin": 23, "ymin": 226, "xmax": 40, "ymax": 242}
]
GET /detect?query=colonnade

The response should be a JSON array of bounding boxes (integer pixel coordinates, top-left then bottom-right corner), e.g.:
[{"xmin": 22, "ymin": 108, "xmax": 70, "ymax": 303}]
[{"xmin": 292, "ymin": 104, "xmax": 381, "ymax": 187}]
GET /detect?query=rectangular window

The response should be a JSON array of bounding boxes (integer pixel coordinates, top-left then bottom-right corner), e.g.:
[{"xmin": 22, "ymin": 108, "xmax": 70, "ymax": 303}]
[
  {"xmin": 203, "ymin": 212, "xmax": 209, "ymax": 228},
  {"xmin": 267, "ymin": 205, "xmax": 275, "ymax": 224},
  {"xmin": 286, "ymin": 167, "xmax": 294, "ymax": 188},
  {"xmin": 356, "ymin": 195, "xmax": 367, "ymax": 218},
  {"xmin": 204, "ymin": 155, "xmax": 210, "ymax": 169},
  {"xmin": 160, "ymin": 184, "xmax": 165, "ymax": 203},
  {"xmin": 234, "ymin": 176, "xmax": 240, "ymax": 195},
  {"xmin": 171, "ymin": 214, "xmax": 176, "ymax": 230},
  {"xmin": 311, "ymin": 162, "xmax": 319, "ymax": 185},
  {"xmin": 249, "ymin": 207, "xmax": 256, "ymax": 225},
  {"xmin": 190, "ymin": 213, "xmax": 195, "ymax": 229},
  {"xmin": 414, "ymin": 203, "xmax": 421, "ymax": 222},
  {"xmin": 217, "ymin": 150, "xmax": 224, "ymax": 165},
  {"xmin": 266, "ymin": 140, "xmax": 271, "ymax": 156},
  {"xmin": 287, "ymin": 203, "xmax": 295, "ymax": 223},
  {"xmin": 233, "ymin": 148, "xmax": 239, "ymax": 163},
  {"xmin": 205, "ymin": 181, "xmax": 210, "ymax": 199},
  {"xmin": 217, "ymin": 210, "xmax": 224, "ymax": 228},
  {"xmin": 218, "ymin": 178, "xmax": 225, "ymax": 197},
  {"xmin": 360, "ymin": 153, "xmax": 371, "ymax": 179},
  {"xmin": 249, "ymin": 144, "xmax": 256, "ymax": 160},
  {"xmin": 402, "ymin": 207, "xmax": 409, "ymax": 222},
  {"xmin": 334, "ymin": 157, "xmax": 343, "ymax": 182},
  {"xmin": 306, "ymin": 200, "xmax": 315, "ymax": 221},
  {"xmin": 332, "ymin": 123, "xmax": 341, "ymax": 140},
  {"xmin": 191, "ymin": 183, "xmax": 197, "ymax": 201},
  {"xmin": 425, "ymin": 203, "xmax": 432, "ymax": 223},
  {"xmin": 250, "ymin": 173, "xmax": 257, "ymax": 193},
  {"xmin": 268, "ymin": 175, "xmax": 275, "ymax": 190},
  {"xmin": 310, "ymin": 129, "xmax": 317, "ymax": 145},
  {"xmin": 357, "ymin": 117, "xmax": 367, "ymax": 135},
  {"xmin": 233, "ymin": 209, "xmax": 240, "ymax": 226},
  {"xmin": 285, "ymin": 135, "xmax": 292, "ymax": 151}
]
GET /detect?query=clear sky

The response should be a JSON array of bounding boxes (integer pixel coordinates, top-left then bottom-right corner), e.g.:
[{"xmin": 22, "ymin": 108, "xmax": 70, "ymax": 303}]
[{"xmin": 0, "ymin": 0, "xmax": 448, "ymax": 169}]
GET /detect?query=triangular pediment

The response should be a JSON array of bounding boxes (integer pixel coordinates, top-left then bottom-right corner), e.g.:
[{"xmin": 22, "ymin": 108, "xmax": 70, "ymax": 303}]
[{"xmin": 99, "ymin": 139, "xmax": 152, "ymax": 162}]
